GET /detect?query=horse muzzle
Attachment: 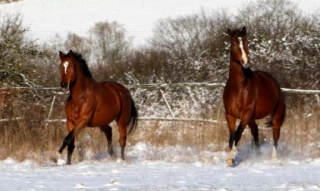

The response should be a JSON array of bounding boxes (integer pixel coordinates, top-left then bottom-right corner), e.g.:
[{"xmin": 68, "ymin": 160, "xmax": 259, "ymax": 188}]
[
  {"xmin": 242, "ymin": 63, "xmax": 249, "ymax": 69},
  {"xmin": 61, "ymin": 82, "xmax": 69, "ymax": 89},
  {"xmin": 240, "ymin": 59, "xmax": 249, "ymax": 69}
]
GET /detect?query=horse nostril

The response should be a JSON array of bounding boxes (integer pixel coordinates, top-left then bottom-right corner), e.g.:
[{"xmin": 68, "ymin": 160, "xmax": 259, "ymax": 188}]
[
  {"xmin": 242, "ymin": 64, "xmax": 249, "ymax": 69},
  {"xmin": 61, "ymin": 82, "xmax": 68, "ymax": 89}
]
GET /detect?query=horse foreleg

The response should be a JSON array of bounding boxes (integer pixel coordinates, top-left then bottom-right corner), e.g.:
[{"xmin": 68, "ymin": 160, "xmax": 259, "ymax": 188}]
[
  {"xmin": 226, "ymin": 114, "xmax": 237, "ymax": 166},
  {"xmin": 59, "ymin": 130, "xmax": 74, "ymax": 154},
  {"xmin": 233, "ymin": 110, "xmax": 252, "ymax": 148},
  {"xmin": 99, "ymin": 125, "xmax": 114, "ymax": 156},
  {"xmin": 233, "ymin": 108, "xmax": 254, "ymax": 147},
  {"xmin": 59, "ymin": 118, "xmax": 88, "ymax": 165},
  {"xmin": 234, "ymin": 123, "xmax": 244, "ymax": 146},
  {"xmin": 67, "ymin": 138, "xmax": 75, "ymax": 165}
]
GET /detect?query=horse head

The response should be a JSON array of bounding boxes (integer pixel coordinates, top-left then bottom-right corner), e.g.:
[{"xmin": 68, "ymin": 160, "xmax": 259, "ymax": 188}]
[
  {"xmin": 59, "ymin": 50, "xmax": 77, "ymax": 89},
  {"xmin": 227, "ymin": 26, "xmax": 249, "ymax": 68}
]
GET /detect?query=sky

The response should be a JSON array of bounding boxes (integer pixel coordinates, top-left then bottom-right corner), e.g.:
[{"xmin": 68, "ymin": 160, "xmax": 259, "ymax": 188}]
[{"xmin": 0, "ymin": 0, "xmax": 319, "ymax": 46}]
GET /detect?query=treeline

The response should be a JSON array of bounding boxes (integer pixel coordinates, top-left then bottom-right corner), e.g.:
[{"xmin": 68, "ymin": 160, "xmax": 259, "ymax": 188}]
[{"xmin": 1, "ymin": 0, "xmax": 320, "ymax": 94}]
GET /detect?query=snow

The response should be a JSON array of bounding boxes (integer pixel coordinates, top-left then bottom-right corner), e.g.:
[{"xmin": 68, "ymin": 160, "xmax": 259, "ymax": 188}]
[{"xmin": 1, "ymin": 143, "xmax": 320, "ymax": 191}]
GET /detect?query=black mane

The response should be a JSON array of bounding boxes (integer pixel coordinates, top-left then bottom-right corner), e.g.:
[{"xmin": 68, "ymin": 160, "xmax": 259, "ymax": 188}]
[
  {"xmin": 242, "ymin": 67, "xmax": 254, "ymax": 78},
  {"xmin": 72, "ymin": 52, "xmax": 92, "ymax": 78},
  {"xmin": 232, "ymin": 28, "xmax": 245, "ymax": 35}
]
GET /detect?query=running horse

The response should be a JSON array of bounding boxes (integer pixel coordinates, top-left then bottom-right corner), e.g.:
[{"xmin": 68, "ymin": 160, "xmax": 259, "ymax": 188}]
[
  {"xmin": 223, "ymin": 27, "xmax": 285, "ymax": 165},
  {"xmin": 58, "ymin": 50, "xmax": 138, "ymax": 165}
]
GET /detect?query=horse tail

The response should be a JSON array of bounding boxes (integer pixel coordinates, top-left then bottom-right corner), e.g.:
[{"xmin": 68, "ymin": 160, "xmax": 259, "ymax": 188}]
[
  {"xmin": 277, "ymin": 92, "xmax": 286, "ymax": 125},
  {"xmin": 127, "ymin": 98, "xmax": 138, "ymax": 135}
]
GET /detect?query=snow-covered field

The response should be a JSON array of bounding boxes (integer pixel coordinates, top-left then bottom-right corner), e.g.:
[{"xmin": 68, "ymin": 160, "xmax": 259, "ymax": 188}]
[{"xmin": 1, "ymin": 143, "xmax": 320, "ymax": 191}]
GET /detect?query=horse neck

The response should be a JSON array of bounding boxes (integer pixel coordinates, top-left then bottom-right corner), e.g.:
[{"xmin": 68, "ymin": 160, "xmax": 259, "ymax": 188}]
[
  {"xmin": 69, "ymin": 65, "xmax": 95, "ymax": 96},
  {"xmin": 228, "ymin": 56, "xmax": 246, "ymax": 84}
]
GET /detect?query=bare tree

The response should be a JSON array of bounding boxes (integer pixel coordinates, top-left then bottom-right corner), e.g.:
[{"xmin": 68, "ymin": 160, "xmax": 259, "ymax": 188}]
[
  {"xmin": 236, "ymin": 0, "xmax": 303, "ymax": 41},
  {"xmin": 88, "ymin": 21, "xmax": 132, "ymax": 67},
  {"xmin": 0, "ymin": 14, "xmax": 57, "ymax": 87},
  {"xmin": 63, "ymin": 33, "xmax": 91, "ymax": 62},
  {"xmin": 151, "ymin": 13, "xmax": 207, "ymax": 60},
  {"xmin": 0, "ymin": 14, "xmax": 38, "ymax": 87},
  {"xmin": 235, "ymin": 0, "xmax": 320, "ymax": 89}
]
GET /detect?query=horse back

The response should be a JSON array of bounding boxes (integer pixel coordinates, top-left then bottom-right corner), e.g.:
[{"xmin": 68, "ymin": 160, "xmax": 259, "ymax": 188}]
[
  {"xmin": 254, "ymin": 71, "xmax": 282, "ymax": 98},
  {"xmin": 90, "ymin": 82, "xmax": 132, "ymax": 126}
]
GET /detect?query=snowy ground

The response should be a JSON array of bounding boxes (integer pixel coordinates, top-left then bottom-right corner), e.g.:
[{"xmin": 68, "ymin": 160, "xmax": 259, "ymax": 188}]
[{"xmin": 1, "ymin": 143, "xmax": 320, "ymax": 191}]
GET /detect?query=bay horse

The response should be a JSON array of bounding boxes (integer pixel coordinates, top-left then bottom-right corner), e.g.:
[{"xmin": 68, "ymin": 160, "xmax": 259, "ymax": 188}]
[
  {"xmin": 58, "ymin": 50, "xmax": 138, "ymax": 165},
  {"xmin": 223, "ymin": 27, "xmax": 285, "ymax": 165}
]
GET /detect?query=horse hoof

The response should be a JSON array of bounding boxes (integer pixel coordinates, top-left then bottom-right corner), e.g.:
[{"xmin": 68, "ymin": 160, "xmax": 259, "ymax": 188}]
[
  {"xmin": 226, "ymin": 158, "xmax": 235, "ymax": 167},
  {"xmin": 108, "ymin": 149, "xmax": 114, "ymax": 156}
]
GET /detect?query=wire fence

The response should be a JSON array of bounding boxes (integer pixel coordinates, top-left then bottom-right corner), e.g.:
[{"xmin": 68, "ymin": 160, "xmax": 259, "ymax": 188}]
[{"xmin": 0, "ymin": 83, "xmax": 320, "ymax": 124}]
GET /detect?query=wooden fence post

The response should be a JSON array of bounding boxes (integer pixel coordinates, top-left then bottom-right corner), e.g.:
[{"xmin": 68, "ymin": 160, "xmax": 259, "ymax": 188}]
[{"xmin": 45, "ymin": 95, "xmax": 56, "ymax": 128}]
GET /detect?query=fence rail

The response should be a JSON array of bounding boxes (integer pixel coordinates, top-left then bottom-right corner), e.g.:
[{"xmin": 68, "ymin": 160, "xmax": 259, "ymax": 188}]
[
  {"xmin": 0, "ymin": 83, "xmax": 320, "ymax": 124},
  {"xmin": 1, "ymin": 83, "xmax": 320, "ymax": 93}
]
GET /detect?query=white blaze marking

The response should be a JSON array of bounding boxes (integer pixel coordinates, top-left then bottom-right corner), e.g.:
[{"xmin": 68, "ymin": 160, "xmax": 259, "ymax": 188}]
[
  {"xmin": 63, "ymin": 61, "xmax": 69, "ymax": 74},
  {"xmin": 238, "ymin": 37, "xmax": 248, "ymax": 65}
]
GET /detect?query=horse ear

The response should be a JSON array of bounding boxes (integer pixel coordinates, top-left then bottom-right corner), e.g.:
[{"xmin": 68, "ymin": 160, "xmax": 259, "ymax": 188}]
[
  {"xmin": 227, "ymin": 29, "xmax": 232, "ymax": 37},
  {"xmin": 68, "ymin": 50, "xmax": 74, "ymax": 55},
  {"xmin": 67, "ymin": 50, "xmax": 75, "ymax": 59},
  {"xmin": 241, "ymin": 26, "xmax": 246, "ymax": 35},
  {"xmin": 59, "ymin": 51, "xmax": 65, "ymax": 60}
]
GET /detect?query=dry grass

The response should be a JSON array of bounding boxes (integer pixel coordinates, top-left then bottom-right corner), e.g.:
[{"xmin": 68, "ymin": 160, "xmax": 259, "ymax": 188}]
[{"xmin": 0, "ymin": 89, "xmax": 319, "ymax": 164}]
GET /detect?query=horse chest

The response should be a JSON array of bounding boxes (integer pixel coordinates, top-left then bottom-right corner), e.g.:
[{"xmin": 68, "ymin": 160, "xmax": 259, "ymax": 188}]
[
  {"xmin": 224, "ymin": 84, "xmax": 255, "ymax": 117},
  {"xmin": 65, "ymin": 98, "xmax": 92, "ymax": 121},
  {"xmin": 65, "ymin": 102, "xmax": 78, "ymax": 120}
]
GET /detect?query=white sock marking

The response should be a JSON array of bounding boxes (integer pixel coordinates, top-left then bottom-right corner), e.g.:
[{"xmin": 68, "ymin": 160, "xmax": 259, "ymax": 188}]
[
  {"xmin": 271, "ymin": 146, "xmax": 278, "ymax": 159},
  {"xmin": 229, "ymin": 143, "xmax": 237, "ymax": 158}
]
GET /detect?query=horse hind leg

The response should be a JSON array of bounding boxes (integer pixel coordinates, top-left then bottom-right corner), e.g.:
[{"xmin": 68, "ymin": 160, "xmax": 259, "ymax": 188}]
[
  {"xmin": 116, "ymin": 96, "xmax": 133, "ymax": 160},
  {"xmin": 58, "ymin": 132, "xmax": 75, "ymax": 165},
  {"xmin": 248, "ymin": 120, "xmax": 259, "ymax": 148},
  {"xmin": 117, "ymin": 123, "xmax": 127, "ymax": 160},
  {"xmin": 271, "ymin": 102, "xmax": 286, "ymax": 159},
  {"xmin": 272, "ymin": 121, "xmax": 281, "ymax": 159},
  {"xmin": 248, "ymin": 120, "xmax": 260, "ymax": 158},
  {"xmin": 116, "ymin": 113, "xmax": 130, "ymax": 160},
  {"xmin": 67, "ymin": 139, "xmax": 75, "ymax": 165},
  {"xmin": 99, "ymin": 125, "xmax": 114, "ymax": 156}
]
